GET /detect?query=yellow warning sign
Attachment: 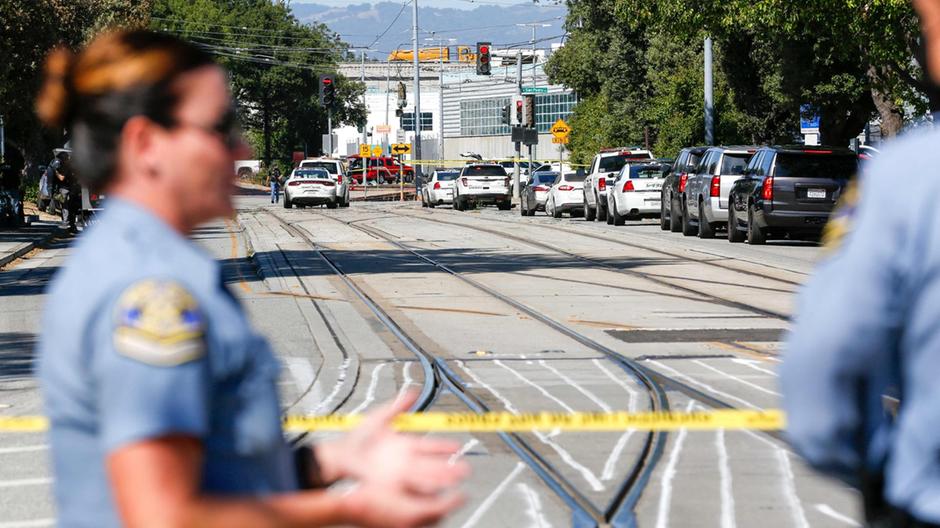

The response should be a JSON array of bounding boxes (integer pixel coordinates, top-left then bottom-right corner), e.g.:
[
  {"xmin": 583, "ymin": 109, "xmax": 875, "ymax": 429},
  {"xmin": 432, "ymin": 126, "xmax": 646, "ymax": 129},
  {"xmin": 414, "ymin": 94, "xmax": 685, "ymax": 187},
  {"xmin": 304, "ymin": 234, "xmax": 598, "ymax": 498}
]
[
  {"xmin": 550, "ymin": 118, "xmax": 571, "ymax": 139},
  {"xmin": 552, "ymin": 137, "xmax": 569, "ymax": 144},
  {"xmin": 372, "ymin": 145, "xmax": 384, "ymax": 157},
  {"xmin": 358, "ymin": 144, "xmax": 371, "ymax": 157},
  {"xmin": 391, "ymin": 143, "xmax": 412, "ymax": 155}
]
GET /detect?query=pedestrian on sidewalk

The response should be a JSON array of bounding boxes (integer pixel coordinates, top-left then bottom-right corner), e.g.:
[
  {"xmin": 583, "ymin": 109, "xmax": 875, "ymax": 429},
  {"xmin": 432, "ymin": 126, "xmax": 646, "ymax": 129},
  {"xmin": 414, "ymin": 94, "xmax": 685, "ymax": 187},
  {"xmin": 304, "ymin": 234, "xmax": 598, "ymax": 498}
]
[
  {"xmin": 267, "ymin": 165, "xmax": 281, "ymax": 204},
  {"xmin": 782, "ymin": 1, "xmax": 940, "ymax": 526},
  {"xmin": 35, "ymin": 29, "xmax": 467, "ymax": 528}
]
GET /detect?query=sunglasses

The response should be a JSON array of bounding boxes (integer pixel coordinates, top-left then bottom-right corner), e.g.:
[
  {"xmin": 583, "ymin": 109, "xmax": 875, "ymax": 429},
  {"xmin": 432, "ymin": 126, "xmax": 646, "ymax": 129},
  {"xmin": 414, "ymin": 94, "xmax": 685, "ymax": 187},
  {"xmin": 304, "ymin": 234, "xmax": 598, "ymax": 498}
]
[{"xmin": 172, "ymin": 105, "xmax": 243, "ymax": 150}]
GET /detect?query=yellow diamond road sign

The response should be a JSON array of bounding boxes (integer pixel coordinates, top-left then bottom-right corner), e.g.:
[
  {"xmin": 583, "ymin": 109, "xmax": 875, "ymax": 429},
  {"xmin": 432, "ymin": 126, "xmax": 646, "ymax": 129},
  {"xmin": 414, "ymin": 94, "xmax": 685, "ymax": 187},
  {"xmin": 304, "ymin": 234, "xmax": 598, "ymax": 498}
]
[
  {"xmin": 551, "ymin": 119, "xmax": 570, "ymax": 139},
  {"xmin": 371, "ymin": 145, "xmax": 383, "ymax": 157},
  {"xmin": 359, "ymin": 144, "xmax": 370, "ymax": 157},
  {"xmin": 391, "ymin": 143, "xmax": 412, "ymax": 155}
]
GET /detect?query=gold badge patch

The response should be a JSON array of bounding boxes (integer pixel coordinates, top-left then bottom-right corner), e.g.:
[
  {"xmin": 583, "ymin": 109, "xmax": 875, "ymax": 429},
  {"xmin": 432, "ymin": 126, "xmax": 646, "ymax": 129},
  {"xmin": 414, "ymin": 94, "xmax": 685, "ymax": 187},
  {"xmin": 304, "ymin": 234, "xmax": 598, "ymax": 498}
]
[
  {"xmin": 822, "ymin": 180, "xmax": 860, "ymax": 255},
  {"xmin": 113, "ymin": 280, "xmax": 206, "ymax": 366}
]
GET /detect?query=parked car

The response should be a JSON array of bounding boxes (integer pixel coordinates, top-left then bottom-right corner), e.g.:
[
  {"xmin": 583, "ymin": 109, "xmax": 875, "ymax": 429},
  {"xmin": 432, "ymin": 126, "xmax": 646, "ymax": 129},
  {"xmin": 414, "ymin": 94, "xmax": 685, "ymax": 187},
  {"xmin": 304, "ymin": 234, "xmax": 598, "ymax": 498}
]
[
  {"xmin": 520, "ymin": 170, "xmax": 559, "ymax": 216},
  {"xmin": 583, "ymin": 148, "xmax": 654, "ymax": 222},
  {"xmin": 727, "ymin": 146, "xmax": 858, "ymax": 244},
  {"xmin": 284, "ymin": 168, "xmax": 338, "ymax": 209},
  {"xmin": 298, "ymin": 158, "xmax": 350, "ymax": 207},
  {"xmin": 545, "ymin": 171, "xmax": 587, "ymax": 218},
  {"xmin": 422, "ymin": 169, "xmax": 459, "ymax": 208},
  {"xmin": 660, "ymin": 146, "xmax": 708, "ymax": 232},
  {"xmin": 453, "ymin": 164, "xmax": 511, "ymax": 211},
  {"xmin": 346, "ymin": 155, "xmax": 414, "ymax": 184},
  {"xmin": 681, "ymin": 146, "xmax": 757, "ymax": 238},
  {"xmin": 606, "ymin": 162, "xmax": 670, "ymax": 225}
]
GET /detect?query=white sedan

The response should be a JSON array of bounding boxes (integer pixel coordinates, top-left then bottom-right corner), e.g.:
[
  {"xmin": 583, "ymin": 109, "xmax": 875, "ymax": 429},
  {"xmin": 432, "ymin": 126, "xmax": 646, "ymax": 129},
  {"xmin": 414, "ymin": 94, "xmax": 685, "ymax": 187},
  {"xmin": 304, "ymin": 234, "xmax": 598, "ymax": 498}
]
[
  {"xmin": 545, "ymin": 172, "xmax": 587, "ymax": 218},
  {"xmin": 606, "ymin": 162, "xmax": 669, "ymax": 225},
  {"xmin": 284, "ymin": 168, "xmax": 338, "ymax": 209},
  {"xmin": 422, "ymin": 169, "xmax": 459, "ymax": 208}
]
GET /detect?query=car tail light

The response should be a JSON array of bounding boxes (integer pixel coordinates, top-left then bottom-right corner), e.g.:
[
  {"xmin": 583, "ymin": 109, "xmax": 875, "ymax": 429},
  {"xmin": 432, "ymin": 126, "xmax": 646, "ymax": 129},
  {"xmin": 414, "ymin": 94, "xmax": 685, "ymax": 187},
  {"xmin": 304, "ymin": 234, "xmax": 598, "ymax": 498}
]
[
  {"xmin": 558, "ymin": 185, "xmax": 574, "ymax": 191},
  {"xmin": 710, "ymin": 176, "xmax": 720, "ymax": 197},
  {"xmin": 622, "ymin": 180, "xmax": 635, "ymax": 192},
  {"xmin": 321, "ymin": 180, "xmax": 335, "ymax": 187},
  {"xmin": 288, "ymin": 181, "xmax": 302, "ymax": 186},
  {"xmin": 433, "ymin": 182, "xmax": 441, "ymax": 190},
  {"xmin": 336, "ymin": 175, "xmax": 343, "ymax": 183},
  {"xmin": 461, "ymin": 177, "xmax": 468, "ymax": 187},
  {"xmin": 598, "ymin": 178, "xmax": 607, "ymax": 191},
  {"xmin": 678, "ymin": 173, "xmax": 688, "ymax": 192},
  {"xmin": 761, "ymin": 177, "xmax": 774, "ymax": 201},
  {"xmin": 533, "ymin": 185, "xmax": 548, "ymax": 192}
]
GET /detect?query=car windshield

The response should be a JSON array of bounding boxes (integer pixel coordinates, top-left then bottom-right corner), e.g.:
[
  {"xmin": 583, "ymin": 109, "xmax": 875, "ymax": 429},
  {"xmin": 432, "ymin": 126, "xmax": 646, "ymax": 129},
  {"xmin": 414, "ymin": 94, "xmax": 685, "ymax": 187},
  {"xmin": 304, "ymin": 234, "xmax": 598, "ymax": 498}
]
[
  {"xmin": 563, "ymin": 173, "xmax": 587, "ymax": 182},
  {"xmin": 720, "ymin": 154, "xmax": 751, "ymax": 175},
  {"xmin": 599, "ymin": 153, "xmax": 652, "ymax": 172},
  {"xmin": 629, "ymin": 165, "xmax": 666, "ymax": 179},
  {"xmin": 774, "ymin": 153, "xmax": 857, "ymax": 179},
  {"xmin": 463, "ymin": 166, "xmax": 506, "ymax": 176},
  {"xmin": 300, "ymin": 162, "xmax": 338, "ymax": 174},
  {"xmin": 435, "ymin": 171, "xmax": 459, "ymax": 181},
  {"xmin": 532, "ymin": 172, "xmax": 558, "ymax": 184},
  {"xmin": 294, "ymin": 169, "xmax": 330, "ymax": 179}
]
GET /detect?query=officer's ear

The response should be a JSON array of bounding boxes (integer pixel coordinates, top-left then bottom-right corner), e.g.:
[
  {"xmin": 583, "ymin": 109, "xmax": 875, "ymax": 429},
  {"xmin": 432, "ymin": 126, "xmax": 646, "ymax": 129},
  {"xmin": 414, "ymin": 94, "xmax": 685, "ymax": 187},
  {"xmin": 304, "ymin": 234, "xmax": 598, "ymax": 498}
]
[{"xmin": 119, "ymin": 116, "xmax": 163, "ymax": 178}]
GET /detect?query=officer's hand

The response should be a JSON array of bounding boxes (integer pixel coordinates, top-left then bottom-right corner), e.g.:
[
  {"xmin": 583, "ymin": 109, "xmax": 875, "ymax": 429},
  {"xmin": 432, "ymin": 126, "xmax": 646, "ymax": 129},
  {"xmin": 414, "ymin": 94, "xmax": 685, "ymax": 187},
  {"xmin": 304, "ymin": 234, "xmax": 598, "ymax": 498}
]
[
  {"xmin": 341, "ymin": 482, "xmax": 464, "ymax": 528},
  {"xmin": 318, "ymin": 391, "xmax": 470, "ymax": 494}
]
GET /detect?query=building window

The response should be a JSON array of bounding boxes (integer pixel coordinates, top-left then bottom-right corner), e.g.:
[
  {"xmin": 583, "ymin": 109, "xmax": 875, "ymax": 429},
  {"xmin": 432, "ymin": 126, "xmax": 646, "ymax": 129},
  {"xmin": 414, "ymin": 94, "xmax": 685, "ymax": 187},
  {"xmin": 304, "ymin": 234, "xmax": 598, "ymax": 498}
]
[
  {"xmin": 459, "ymin": 97, "xmax": 511, "ymax": 136},
  {"xmin": 402, "ymin": 112, "xmax": 433, "ymax": 131},
  {"xmin": 534, "ymin": 93, "xmax": 577, "ymax": 133}
]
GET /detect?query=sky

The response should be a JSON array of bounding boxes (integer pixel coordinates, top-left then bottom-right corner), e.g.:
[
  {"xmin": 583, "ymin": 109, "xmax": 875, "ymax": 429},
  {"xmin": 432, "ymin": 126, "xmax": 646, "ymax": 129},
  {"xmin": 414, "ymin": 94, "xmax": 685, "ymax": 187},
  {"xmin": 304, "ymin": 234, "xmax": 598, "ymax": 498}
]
[{"xmin": 290, "ymin": 0, "xmax": 540, "ymax": 10}]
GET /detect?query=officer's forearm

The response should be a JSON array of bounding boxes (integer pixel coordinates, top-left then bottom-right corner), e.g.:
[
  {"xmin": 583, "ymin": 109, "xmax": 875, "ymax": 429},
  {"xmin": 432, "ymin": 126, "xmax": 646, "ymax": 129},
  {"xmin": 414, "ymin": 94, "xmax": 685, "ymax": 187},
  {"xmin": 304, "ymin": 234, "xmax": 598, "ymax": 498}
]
[{"xmin": 177, "ymin": 491, "xmax": 351, "ymax": 528}]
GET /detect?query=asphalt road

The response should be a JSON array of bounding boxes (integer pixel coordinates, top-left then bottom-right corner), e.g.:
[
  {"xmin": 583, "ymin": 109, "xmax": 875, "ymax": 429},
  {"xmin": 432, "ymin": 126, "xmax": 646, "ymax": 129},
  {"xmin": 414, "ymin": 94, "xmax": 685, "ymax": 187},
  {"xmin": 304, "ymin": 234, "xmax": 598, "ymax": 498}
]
[{"xmin": 0, "ymin": 190, "xmax": 862, "ymax": 527}]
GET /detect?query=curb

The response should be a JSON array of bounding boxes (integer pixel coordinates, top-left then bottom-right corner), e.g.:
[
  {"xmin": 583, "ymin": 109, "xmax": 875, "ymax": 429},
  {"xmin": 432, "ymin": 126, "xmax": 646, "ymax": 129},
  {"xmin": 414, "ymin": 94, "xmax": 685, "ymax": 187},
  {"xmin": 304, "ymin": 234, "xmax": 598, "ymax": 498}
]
[{"xmin": 0, "ymin": 226, "xmax": 63, "ymax": 269}]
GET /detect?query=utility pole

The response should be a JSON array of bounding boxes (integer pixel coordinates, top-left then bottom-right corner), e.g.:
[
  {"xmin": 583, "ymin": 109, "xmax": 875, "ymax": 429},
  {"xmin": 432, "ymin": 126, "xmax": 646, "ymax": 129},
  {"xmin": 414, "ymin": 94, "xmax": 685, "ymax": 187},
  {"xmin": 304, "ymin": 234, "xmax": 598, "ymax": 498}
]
[
  {"xmin": 384, "ymin": 60, "xmax": 390, "ymax": 151},
  {"xmin": 514, "ymin": 50, "xmax": 522, "ymax": 201},
  {"xmin": 411, "ymin": 0, "xmax": 423, "ymax": 192},
  {"xmin": 438, "ymin": 41, "xmax": 444, "ymax": 165},
  {"xmin": 704, "ymin": 37, "xmax": 714, "ymax": 146},
  {"xmin": 361, "ymin": 49, "xmax": 368, "ymax": 150}
]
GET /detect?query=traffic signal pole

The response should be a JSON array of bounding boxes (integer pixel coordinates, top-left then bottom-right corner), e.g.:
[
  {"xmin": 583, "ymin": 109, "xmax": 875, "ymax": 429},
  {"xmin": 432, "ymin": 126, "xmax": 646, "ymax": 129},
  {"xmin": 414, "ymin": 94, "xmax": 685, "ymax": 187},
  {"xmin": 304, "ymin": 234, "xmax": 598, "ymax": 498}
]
[
  {"xmin": 411, "ymin": 0, "xmax": 423, "ymax": 193},
  {"xmin": 514, "ymin": 50, "xmax": 522, "ymax": 201}
]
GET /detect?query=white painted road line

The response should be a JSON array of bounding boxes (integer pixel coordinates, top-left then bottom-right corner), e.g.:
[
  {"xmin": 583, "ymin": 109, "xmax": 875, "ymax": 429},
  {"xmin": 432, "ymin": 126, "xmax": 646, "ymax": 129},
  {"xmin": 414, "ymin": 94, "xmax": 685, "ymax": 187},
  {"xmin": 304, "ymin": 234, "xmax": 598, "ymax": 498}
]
[
  {"xmin": 0, "ymin": 477, "xmax": 52, "ymax": 488},
  {"xmin": 654, "ymin": 401, "xmax": 696, "ymax": 528},
  {"xmin": 815, "ymin": 504, "xmax": 862, "ymax": 526},
  {"xmin": 0, "ymin": 445, "xmax": 47, "ymax": 455},
  {"xmin": 459, "ymin": 462, "xmax": 525, "ymax": 528},
  {"xmin": 0, "ymin": 519, "xmax": 56, "ymax": 528},
  {"xmin": 349, "ymin": 362, "xmax": 388, "ymax": 414}
]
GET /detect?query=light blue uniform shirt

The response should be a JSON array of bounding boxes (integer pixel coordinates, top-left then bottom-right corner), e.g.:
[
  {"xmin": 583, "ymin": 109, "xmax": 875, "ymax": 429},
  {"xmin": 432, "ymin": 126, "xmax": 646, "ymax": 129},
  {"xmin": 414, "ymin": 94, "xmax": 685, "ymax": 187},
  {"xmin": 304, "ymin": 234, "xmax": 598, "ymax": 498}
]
[
  {"xmin": 782, "ymin": 127, "xmax": 940, "ymax": 521},
  {"xmin": 38, "ymin": 199, "xmax": 297, "ymax": 527}
]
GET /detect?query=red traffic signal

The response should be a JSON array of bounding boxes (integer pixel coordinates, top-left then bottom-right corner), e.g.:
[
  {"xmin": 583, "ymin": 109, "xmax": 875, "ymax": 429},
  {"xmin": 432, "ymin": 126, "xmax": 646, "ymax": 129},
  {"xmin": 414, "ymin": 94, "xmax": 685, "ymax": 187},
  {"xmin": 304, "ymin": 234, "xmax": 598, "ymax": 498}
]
[{"xmin": 476, "ymin": 42, "xmax": 491, "ymax": 75}]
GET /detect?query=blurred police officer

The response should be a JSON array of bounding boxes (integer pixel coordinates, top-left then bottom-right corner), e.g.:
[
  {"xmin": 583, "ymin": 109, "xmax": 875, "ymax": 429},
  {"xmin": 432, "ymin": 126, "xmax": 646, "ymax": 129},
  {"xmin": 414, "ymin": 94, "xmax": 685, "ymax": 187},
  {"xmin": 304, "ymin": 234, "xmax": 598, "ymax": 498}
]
[
  {"xmin": 36, "ymin": 30, "xmax": 467, "ymax": 528},
  {"xmin": 782, "ymin": 2, "xmax": 940, "ymax": 526}
]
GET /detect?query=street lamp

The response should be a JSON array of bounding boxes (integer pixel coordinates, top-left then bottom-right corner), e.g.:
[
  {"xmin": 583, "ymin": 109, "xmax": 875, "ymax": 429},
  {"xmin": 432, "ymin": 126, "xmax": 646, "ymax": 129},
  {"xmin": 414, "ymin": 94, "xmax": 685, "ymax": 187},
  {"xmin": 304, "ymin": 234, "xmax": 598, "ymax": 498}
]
[{"xmin": 516, "ymin": 23, "xmax": 551, "ymax": 88}]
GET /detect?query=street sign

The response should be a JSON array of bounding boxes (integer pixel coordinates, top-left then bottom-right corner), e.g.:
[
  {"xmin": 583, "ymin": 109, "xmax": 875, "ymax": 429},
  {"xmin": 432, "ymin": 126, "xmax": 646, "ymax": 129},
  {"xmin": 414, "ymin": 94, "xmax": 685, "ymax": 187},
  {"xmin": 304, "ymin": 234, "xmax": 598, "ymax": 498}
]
[
  {"xmin": 396, "ymin": 129, "xmax": 406, "ymax": 143},
  {"xmin": 376, "ymin": 124, "xmax": 391, "ymax": 134},
  {"xmin": 522, "ymin": 87, "xmax": 548, "ymax": 94},
  {"xmin": 391, "ymin": 143, "xmax": 412, "ymax": 155},
  {"xmin": 551, "ymin": 119, "xmax": 571, "ymax": 139},
  {"xmin": 371, "ymin": 145, "xmax": 383, "ymax": 157},
  {"xmin": 359, "ymin": 144, "xmax": 371, "ymax": 157},
  {"xmin": 552, "ymin": 136, "xmax": 569, "ymax": 144},
  {"xmin": 800, "ymin": 104, "xmax": 820, "ymax": 133}
]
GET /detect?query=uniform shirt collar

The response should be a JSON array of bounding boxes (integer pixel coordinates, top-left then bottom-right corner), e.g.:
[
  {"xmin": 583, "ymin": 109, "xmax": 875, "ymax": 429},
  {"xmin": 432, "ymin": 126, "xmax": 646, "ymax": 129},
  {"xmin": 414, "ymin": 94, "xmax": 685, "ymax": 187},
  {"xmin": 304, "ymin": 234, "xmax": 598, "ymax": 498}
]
[{"xmin": 104, "ymin": 198, "xmax": 220, "ymax": 285}]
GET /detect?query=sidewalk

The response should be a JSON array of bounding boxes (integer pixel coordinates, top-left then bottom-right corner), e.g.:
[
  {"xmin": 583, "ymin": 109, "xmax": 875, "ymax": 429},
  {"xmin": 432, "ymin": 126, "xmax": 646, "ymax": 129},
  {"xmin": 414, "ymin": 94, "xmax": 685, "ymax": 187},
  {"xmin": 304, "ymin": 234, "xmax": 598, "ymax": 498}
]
[{"xmin": 0, "ymin": 204, "xmax": 63, "ymax": 269}]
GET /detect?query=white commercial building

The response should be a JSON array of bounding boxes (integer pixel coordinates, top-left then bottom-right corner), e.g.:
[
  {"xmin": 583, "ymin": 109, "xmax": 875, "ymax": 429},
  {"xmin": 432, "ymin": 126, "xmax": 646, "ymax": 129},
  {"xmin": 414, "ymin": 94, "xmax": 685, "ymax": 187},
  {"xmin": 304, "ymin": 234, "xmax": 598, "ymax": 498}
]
[{"xmin": 334, "ymin": 57, "xmax": 576, "ymax": 168}]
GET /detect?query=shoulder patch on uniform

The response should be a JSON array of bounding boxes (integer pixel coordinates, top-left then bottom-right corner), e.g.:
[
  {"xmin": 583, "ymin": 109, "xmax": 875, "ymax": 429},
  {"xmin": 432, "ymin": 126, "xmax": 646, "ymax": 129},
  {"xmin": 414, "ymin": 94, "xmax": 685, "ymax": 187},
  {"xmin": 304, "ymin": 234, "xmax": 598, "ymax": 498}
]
[
  {"xmin": 113, "ymin": 280, "xmax": 206, "ymax": 366},
  {"xmin": 822, "ymin": 179, "xmax": 860, "ymax": 255}
]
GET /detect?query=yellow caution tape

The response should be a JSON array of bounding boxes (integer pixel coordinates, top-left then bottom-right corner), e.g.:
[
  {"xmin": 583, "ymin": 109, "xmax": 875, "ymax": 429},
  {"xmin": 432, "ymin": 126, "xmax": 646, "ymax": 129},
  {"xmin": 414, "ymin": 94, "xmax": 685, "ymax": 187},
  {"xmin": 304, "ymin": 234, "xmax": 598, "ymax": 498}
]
[{"xmin": 1, "ymin": 410, "xmax": 784, "ymax": 433}]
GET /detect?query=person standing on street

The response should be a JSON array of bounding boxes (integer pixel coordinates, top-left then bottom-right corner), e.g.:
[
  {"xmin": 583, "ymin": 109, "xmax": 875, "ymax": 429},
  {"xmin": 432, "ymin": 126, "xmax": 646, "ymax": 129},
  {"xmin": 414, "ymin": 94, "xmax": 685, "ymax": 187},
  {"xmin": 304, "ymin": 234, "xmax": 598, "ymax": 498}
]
[
  {"xmin": 267, "ymin": 165, "xmax": 281, "ymax": 204},
  {"xmin": 36, "ymin": 29, "xmax": 467, "ymax": 528},
  {"xmin": 782, "ymin": 2, "xmax": 940, "ymax": 526}
]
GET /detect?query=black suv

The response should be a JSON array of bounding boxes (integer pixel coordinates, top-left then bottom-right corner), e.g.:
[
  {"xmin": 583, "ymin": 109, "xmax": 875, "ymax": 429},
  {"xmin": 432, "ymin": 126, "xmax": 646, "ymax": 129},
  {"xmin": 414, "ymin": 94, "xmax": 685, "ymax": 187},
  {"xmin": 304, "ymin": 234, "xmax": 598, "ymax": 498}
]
[
  {"xmin": 660, "ymin": 146, "xmax": 708, "ymax": 232},
  {"xmin": 727, "ymin": 146, "xmax": 857, "ymax": 244}
]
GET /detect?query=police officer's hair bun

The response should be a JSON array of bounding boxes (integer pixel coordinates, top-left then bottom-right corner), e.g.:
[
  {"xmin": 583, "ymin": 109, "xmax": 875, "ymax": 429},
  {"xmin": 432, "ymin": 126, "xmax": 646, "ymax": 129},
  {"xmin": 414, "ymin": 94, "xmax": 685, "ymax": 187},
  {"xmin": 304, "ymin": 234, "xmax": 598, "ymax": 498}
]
[
  {"xmin": 36, "ymin": 47, "xmax": 75, "ymax": 130},
  {"xmin": 34, "ymin": 30, "xmax": 215, "ymax": 191}
]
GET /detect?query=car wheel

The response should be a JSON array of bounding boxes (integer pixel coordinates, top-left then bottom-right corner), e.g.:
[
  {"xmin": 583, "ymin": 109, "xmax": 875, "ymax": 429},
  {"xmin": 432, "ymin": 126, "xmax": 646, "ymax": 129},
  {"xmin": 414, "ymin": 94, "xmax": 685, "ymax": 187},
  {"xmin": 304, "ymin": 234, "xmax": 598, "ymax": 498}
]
[
  {"xmin": 612, "ymin": 199, "xmax": 625, "ymax": 226},
  {"xmin": 284, "ymin": 195, "xmax": 292, "ymax": 209},
  {"xmin": 455, "ymin": 197, "xmax": 464, "ymax": 211},
  {"xmin": 421, "ymin": 192, "xmax": 428, "ymax": 208},
  {"xmin": 497, "ymin": 200, "xmax": 511, "ymax": 211},
  {"xmin": 595, "ymin": 197, "xmax": 607, "ymax": 222},
  {"xmin": 520, "ymin": 196, "xmax": 529, "ymax": 216},
  {"xmin": 697, "ymin": 200, "xmax": 714, "ymax": 238},
  {"xmin": 728, "ymin": 206, "xmax": 745, "ymax": 243},
  {"xmin": 327, "ymin": 200, "xmax": 338, "ymax": 209},
  {"xmin": 552, "ymin": 201, "xmax": 563, "ymax": 218},
  {"xmin": 747, "ymin": 207, "xmax": 766, "ymax": 245},
  {"xmin": 670, "ymin": 199, "xmax": 682, "ymax": 233},
  {"xmin": 584, "ymin": 201, "xmax": 596, "ymax": 221},
  {"xmin": 428, "ymin": 196, "xmax": 436, "ymax": 209},
  {"xmin": 681, "ymin": 203, "xmax": 696, "ymax": 236},
  {"xmin": 660, "ymin": 194, "xmax": 670, "ymax": 231}
]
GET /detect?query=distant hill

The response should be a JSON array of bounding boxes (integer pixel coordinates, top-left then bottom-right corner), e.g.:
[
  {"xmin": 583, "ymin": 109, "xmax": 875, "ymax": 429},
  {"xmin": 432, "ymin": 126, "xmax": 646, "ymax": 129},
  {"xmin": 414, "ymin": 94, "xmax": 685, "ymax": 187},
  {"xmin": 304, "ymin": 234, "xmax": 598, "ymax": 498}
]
[{"xmin": 290, "ymin": 2, "xmax": 568, "ymax": 60}]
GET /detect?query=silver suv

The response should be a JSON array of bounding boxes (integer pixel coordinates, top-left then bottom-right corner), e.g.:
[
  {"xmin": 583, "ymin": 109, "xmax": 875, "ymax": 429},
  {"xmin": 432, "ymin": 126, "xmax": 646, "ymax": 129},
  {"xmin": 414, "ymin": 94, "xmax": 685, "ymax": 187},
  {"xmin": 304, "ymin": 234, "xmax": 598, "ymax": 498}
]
[
  {"xmin": 681, "ymin": 146, "xmax": 756, "ymax": 238},
  {"xmin": 298, "ymin": 158, "xmax": 350, "ymax": 207}
]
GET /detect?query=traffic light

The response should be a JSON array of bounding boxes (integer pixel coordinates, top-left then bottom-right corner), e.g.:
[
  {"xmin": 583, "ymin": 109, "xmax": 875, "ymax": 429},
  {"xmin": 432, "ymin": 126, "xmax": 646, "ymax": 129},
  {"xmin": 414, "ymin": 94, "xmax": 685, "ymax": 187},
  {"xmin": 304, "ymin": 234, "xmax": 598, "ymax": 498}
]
[
  {"xmin": 500, "ymin": 104, "xmax": 511, "ymax": 126},
  {"xmin": 476, "ymin": 42, "xmax": 491, "ymax": 75},
  {"xmin": 515, "ymin": 99, "xmax": 523, "ymax": 126},
  {"xmin": 319, "ymin": 74, "xmax": 336, "ymax": 108},
  {"xmin": 523, "ymin": 94, "xmax": 536, "ymax": 128}
]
